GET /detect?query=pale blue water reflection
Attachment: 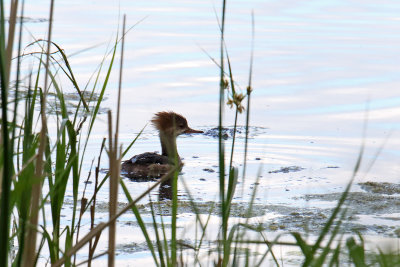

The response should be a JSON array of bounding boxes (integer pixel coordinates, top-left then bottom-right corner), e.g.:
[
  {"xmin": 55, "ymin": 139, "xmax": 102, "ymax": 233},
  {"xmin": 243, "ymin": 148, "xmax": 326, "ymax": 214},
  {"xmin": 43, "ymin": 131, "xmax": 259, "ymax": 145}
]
[{"xmin": 16, "ymin": 0, "xmax": 400, "ymax": 133}]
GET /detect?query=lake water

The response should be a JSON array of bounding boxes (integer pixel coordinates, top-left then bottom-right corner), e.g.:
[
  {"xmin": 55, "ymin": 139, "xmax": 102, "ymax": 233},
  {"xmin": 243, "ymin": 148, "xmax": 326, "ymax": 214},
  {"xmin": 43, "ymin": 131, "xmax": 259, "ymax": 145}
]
[{"xmin": 10, "ymin": 0, "xmax": 400, "ymax": 265}]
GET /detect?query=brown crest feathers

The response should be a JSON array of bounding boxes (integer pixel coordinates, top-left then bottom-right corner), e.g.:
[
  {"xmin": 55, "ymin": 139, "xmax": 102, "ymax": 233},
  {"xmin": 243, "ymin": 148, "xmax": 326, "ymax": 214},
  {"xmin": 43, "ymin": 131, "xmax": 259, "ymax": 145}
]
[{"xmin": 151, "ymin": 111, "xmax": 187, "ymax": 132}]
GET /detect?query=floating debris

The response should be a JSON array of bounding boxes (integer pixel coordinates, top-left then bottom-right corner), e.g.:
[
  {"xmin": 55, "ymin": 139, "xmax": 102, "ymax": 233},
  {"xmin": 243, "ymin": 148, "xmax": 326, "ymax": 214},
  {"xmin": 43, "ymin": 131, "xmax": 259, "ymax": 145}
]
[
  {"xmin": 6, "ymin": 16, "xmax": 48, "ymax": 23},
  {"xmin": 43, "ymin": 91, "xmax": 109, "ymax": 116},
  {"xmin": 203, "ymin": 126, "xmax": 267, "ymax": 139},
  {"xmin": 203, "ymin": 168, "xmax": 215, "ymax": 173},
  {"xmin": 298, "ymin": 192, "xmax": 400, "ymax": 215},
  {"xmin": 117, "ymin": 239, "xmax": 193, "ymax": 254},
  {"xmin": 269, "ymin": 166, "xmax": 305, "ymax": 174},
  {"xmin": 260, "ymin": 197, "xmax": 400, "ymax": 237},
  {"xmin": 203, "ymin": 127, "xmax": 238, "ymax": 139},
  {"xmin": 359, "ymin": 181, "xmax": 400, "ymax": 195}
]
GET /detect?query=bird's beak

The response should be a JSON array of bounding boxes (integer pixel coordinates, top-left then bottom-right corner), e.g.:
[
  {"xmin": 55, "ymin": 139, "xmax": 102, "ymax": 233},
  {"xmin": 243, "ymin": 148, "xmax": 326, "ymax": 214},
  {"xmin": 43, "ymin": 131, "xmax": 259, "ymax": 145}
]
[{"xmin": 183, "ymin": 127, "xmax": 203, "ymax": 134}]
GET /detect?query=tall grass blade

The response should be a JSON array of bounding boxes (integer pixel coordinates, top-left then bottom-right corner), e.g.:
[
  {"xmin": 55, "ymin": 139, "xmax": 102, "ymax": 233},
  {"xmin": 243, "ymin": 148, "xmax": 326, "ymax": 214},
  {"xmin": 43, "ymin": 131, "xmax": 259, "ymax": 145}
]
[
  {"xmin": 120, "ymin": 180, "xmax": 160, "ymax": 267},
  {"xmin": 148, "ymin": 199, "xmax": 165, "ymax": 267},
  {"xmin": 107, "ymin": 110, "xmax": 117, "ymax": 266},
  {"xmin": 11, "ymin": 0, "xmax": 25, "ymax": 156},
  {"xmin": 22, "ymin": 1, "xmax": 55, "ymax": 265},
  {"xmin": 0, "ymin": 1, "xmax": 17, "ymax": 264},
  {"xmin": 292, "ymin": 232, "xmax": 312, "ymax": 259},
  {"xmin": 171, "ymin": 170, "xmax": 179, "ymax": 265},
  {"xmin": 242, "ymin": 11, "xmax": 254, "ymax": 181},
  {"xmin": 5, "ymin": 0, "xmax": 18, "ymax": 81},
  {"xmin": 218, "ymin": 1, "xmax": 227, "ymax": 265},
  {"xmin": 107, "ymin": 15, "xmax": 125, "ymax": 266},
  {"xmin": 328, "ymin": 243, "xmax": 341, "ymax": 267},
  {"xmin": 312, "ymin": 217, "xmax": 343, "ymax": 266},
  {"xmin": 346, "ymin": 235, "xmax": 365, "ymax": 267}
]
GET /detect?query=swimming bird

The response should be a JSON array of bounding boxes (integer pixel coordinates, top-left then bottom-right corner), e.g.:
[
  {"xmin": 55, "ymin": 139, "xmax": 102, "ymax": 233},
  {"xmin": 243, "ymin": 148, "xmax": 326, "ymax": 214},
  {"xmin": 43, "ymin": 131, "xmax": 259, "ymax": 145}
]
[{"xmin": 121, "ymin": 111, "xmax": 203, "ymax": 180}]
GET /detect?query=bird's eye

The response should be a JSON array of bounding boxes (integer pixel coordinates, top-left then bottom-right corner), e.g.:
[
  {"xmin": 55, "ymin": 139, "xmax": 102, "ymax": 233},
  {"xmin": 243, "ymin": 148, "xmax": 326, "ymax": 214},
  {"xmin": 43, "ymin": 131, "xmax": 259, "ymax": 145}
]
[{"xmin": 179, "ymin": 124, "xmax": 184, "ymax": 128}]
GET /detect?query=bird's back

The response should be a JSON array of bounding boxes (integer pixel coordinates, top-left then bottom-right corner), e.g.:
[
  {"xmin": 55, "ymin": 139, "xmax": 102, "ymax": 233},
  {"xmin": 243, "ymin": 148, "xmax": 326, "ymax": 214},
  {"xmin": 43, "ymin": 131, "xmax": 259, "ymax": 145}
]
[{"xmin": 121, "ymin": 152, "xmax": 171, "ymax": 180}]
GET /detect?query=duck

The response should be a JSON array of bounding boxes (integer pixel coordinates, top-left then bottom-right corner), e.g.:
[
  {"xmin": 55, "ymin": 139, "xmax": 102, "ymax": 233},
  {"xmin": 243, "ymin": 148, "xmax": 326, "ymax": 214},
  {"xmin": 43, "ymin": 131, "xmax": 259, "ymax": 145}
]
[{"xmin": 121, "ymin": 111, "xmax": 203, "ymax": 180}]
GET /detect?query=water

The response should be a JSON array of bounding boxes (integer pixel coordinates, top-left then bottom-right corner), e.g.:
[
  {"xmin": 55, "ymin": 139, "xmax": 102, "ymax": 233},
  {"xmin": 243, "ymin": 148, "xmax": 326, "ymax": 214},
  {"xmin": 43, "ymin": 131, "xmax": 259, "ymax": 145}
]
[{"xmin": 10, "ymin": 0, "xmax": 400, "ymax": 265}]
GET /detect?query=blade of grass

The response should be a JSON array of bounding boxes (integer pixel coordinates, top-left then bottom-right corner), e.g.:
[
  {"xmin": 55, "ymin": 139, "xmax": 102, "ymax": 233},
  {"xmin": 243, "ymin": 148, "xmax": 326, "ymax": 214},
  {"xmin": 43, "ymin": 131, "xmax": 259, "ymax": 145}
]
[
  {"xmin": 312, "ymin": 215, "xmax": 343, "ymax": 266},
  {"xmin": 171, "ymin": 169, "xmax": 179, "ymax": 265},
  {"xmin": 107, "ymin": 14, "xmax": 126, "ymax": 266},
  {"xmin": 158, "ymin": 203, "xmax": 171, "ymax": 266},
  {"xmin": 5, "ymin": 0, "xmax": 18, "ymax": 82},
  {"xmin": 218, "ymin": 0, "xmax": 227, "ymax": 265},
  {"xmin": 328, "ymin": 243, "xmax": 341, "ymax": 267},
  {"xmin": 0, "ymin": 0, "xmax": 18, "ymax": 264},
  {"xmin": 242, "ymin": 10, "xmax": 254, "ymax": 181},
  {"xmin": 11, "ymin": 0, "xmax": 25, "ymax": 161},
  {"xmin": 120, "ymin": 179, "xmax": 160, "ymax": 267},
  {"xmin": 346, "ymin": 234, "xmax": 365, "ymax": 267},
  {"xmin": 77, "ymin": 31, "xmax": 118, "ymax": 180},
  {"xmin": 149, "ymin": 197, "xmax": 165, "ymax": 267},
  {"xmin": 107, "ymin": 110, "xmax": 117, "ymax": 266},
  {"xmin": 180, "ymin": 178, "xmax": 216, "ymax": 264},
  {"xmin": 22, "ymin": 1, "xmax": 54, "ymax": 265}
]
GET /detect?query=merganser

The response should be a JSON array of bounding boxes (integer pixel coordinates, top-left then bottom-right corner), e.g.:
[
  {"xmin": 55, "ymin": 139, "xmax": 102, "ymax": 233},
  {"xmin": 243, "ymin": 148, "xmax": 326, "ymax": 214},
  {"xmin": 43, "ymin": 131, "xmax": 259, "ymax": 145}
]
[{"xmin": 121, "ymin": 111, "xmax": 203, "ymax": 180}]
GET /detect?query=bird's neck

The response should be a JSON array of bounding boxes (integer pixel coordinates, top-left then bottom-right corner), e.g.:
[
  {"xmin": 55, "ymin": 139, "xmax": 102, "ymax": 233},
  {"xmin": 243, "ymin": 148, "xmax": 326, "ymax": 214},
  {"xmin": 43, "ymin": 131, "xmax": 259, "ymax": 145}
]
[{"xmin": 159, "ymin": 132, "xmax": 179, "ymax": 163}]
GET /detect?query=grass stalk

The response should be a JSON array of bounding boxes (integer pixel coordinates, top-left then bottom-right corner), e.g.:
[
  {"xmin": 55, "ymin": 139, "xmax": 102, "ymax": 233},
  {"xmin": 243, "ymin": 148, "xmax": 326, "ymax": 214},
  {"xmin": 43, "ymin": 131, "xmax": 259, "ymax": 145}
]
[
  {"xmin": 108, "ymin": 14, "xmax": 125, "ymax": 266},
  {"xmin": 73, "ymin": 158, "xmax": 93, "ymax": 266},
  {"xmin": 22, "ymin": 1, "xmax": 54, "ymax": 265},
  {"xmin": 0, "ymin": 0, "xmax": 18, "ymax": 264},
  {"xmin": 115, "ymin": 15, "xmax": 125, "ymax": 148},
  {"xmin": 11, "ymin": 0, "xmax": 25, "ymax": 155},
  {"xmin": 149, "ymin": 198, "xmax": 165, "ymax": 267},
  {"xmin": 171, "ymin": 170, "xmax": 179, "ymax": 266},
  {"xmin": 107, "ymin": 110, "xmax": 117, "ymax": 266},
  {"xmin": 120, "ymin": 180, "xmax": 161, "ymax": 267},
  {"xmin": 88, "ymin": 138, "xmax": 105, "ymax": 266},
  {"xmin": 5, "ymin": 0, "xmax": 18, "ymax": 82},
  {"xmin": 241, "ymin": 11, "xmax": 254, "ymax": 181},
  {"xmin": 218, "ymin": 0, "xmax": 227, "ymax": 265}
]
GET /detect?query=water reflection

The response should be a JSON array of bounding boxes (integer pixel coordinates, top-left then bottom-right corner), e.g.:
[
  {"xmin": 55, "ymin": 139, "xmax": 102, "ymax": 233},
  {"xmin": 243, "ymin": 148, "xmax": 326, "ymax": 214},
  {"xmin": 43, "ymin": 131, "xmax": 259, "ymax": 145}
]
[{"xmin": 158, "ymin": 179, "xmax": 173, "ymax": 201}]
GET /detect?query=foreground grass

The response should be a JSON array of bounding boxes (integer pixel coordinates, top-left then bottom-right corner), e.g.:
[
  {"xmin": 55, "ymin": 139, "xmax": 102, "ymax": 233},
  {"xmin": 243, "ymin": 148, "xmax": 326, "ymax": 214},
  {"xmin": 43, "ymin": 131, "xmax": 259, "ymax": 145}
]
[{"xmin": 1, "ymin": 0, "xmax": 400, "ymax": 266}]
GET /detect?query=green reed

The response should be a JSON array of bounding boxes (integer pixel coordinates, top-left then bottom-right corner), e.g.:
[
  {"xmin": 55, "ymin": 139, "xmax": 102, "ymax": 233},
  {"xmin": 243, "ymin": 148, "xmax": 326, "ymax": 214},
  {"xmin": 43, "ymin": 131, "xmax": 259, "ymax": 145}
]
[
  {"xmin": 0, "ymin": 0, "xmax": 125, "ymax": 265},
  {"xmin": 0, "ymin": 0, "xmax": 15, "ymax": 264}
]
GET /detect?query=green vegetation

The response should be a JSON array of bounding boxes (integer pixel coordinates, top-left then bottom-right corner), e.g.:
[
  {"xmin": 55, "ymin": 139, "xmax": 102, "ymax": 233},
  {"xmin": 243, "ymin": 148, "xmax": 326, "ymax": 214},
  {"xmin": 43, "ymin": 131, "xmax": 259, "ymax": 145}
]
[{"xmin": 0, "ymin": 0, "xmax": 399, "ymax": 266}]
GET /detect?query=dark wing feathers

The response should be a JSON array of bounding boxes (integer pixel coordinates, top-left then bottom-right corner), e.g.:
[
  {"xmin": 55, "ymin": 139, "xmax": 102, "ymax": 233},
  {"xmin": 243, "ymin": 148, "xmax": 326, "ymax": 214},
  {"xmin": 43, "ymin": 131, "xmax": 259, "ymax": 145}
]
[{"xmin": 129, "ymin": 152, "xmax": 169, "ymax": 165}]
